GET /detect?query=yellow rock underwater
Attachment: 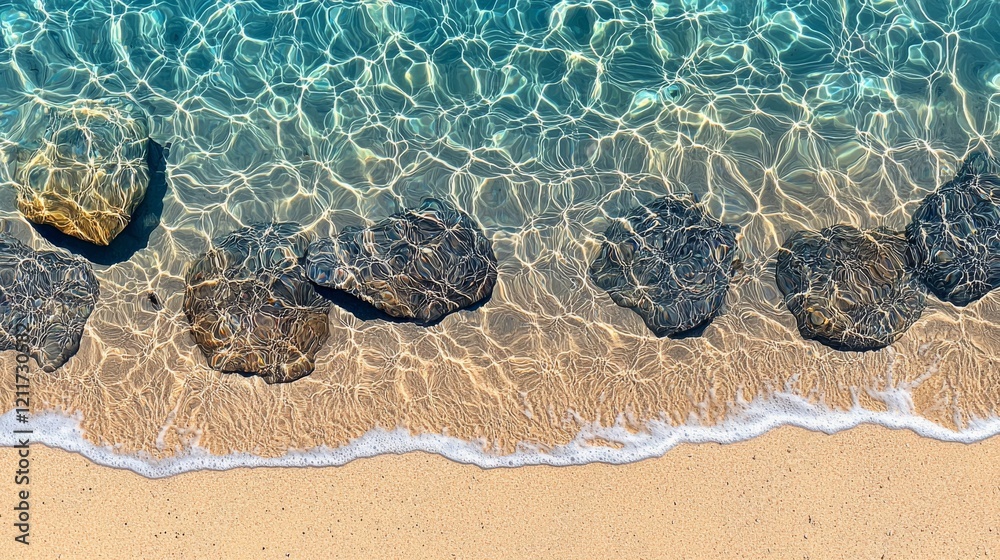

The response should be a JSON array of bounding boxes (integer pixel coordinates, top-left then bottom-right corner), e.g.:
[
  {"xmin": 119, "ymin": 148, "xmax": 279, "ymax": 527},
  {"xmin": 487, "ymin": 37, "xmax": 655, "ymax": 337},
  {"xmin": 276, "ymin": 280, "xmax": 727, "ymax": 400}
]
[{"xmin": 14, "ymin": 100, "xmax": 149, "ymax": 246}]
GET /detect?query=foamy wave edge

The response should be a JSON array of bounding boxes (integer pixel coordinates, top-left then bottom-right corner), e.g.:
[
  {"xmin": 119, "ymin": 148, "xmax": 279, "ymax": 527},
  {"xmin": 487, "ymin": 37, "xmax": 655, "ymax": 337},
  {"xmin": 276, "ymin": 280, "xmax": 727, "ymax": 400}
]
[{"xmin": 2, "ymin": 389, "xmax": 998, "ymax": 478}]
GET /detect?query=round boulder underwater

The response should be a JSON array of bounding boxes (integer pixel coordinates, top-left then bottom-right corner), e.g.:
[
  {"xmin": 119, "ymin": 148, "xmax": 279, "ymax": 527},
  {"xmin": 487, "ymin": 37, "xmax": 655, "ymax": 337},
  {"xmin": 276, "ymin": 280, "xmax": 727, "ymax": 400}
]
[
  {"xmin": 305, "ymin": 198, "xmax": 498, "ymax": 324},
  {"xmin": 0, "ymin": 232, "xmax": 100, "ymax": 371},
  {"xmin": 775, "ymin": 225, "xmax": 925, "ymax": 352},
  {"xmin": 183, "ymin": 223, "xmax": 331, "ymax": 383},
  {"xmin": 589, "ymin": 194, "xmax": 740, "ymax": 337},
  {"xmin": 14, "ymin": 99, "xmax": 151, "ymax": 246},
  {"xmin": 906, "ymin": 151, "xmax": 1000, "ymax": 306}
]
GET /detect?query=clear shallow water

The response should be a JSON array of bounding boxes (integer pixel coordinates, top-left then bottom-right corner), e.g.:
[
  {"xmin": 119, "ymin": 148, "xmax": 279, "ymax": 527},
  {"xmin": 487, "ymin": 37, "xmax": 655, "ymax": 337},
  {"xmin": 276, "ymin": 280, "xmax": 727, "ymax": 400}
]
[{"xmin": 0, "ymin": 0, "xmax": 999, "ymax": 471}]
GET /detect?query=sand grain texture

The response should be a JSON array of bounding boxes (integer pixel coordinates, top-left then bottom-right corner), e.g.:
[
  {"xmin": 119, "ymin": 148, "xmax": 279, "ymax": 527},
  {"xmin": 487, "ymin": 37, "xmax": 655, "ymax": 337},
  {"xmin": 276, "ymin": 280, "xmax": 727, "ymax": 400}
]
[{"xmin": 0, "ymin": 425, "xmax": 996, "ymax": 559}]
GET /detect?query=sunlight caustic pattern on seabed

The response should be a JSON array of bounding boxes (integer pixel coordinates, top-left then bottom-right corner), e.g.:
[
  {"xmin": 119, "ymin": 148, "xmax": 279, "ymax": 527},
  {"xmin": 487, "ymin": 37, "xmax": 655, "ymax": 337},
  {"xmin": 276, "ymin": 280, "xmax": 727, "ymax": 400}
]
[{"xmin": 0, "ymin": 0, "xmax": 999, "ymax": 461}]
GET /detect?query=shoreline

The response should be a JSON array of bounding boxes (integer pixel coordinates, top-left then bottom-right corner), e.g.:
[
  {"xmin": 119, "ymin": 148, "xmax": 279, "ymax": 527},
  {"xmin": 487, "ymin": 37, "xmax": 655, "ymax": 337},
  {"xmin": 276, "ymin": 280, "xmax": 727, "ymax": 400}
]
[
  {"xmin": 3, "ymin": 390, "xmax": 1000, "ymax": 477},
  {"xmin": 0, "ymin": 424, "xmax": 996, "ymax": 558}
]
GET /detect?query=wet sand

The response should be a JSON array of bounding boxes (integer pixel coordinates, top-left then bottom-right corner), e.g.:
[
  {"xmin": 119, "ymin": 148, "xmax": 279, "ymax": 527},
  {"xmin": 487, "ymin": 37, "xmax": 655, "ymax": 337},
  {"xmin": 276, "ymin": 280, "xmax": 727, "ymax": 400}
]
[{"xmin": 1, "ymin": 425, "xmax": 996, "ymax": 558}]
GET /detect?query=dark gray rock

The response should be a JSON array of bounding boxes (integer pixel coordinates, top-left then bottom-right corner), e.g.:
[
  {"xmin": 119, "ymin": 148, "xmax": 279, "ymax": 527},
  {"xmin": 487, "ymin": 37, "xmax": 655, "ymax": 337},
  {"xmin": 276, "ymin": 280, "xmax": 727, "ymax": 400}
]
[
  {"xmin": 589, "ymin": 194, "xmax": 739, "ymax": 337},
  {"xmin": 906, "ymin": 152, "xmax": 1000, "ymax": 306},
  {"xmin": 306, "ymin": 198, "xmax": 498, "ymax": 324},
  {"xmin": 184, "ymin": 223, "xmax": 331, "ymax": 383},
  {"xmin": 0, "ymin": 232, "xmax": 99, "ymax": 371},
  {"xmin": 776, "ymin": 225, "xmax": 925, "ymax": 352},
  {"xmin": 14, "ymin": 99, "xmax": 150, "ymax": 246}
]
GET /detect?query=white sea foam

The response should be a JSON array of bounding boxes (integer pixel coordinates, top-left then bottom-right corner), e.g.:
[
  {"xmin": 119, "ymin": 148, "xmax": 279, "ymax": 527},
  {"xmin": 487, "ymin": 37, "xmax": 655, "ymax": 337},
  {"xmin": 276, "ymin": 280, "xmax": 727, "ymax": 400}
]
[{"xmin": 2, "ymin": 389, "xmax": 998, "ymax": 479}]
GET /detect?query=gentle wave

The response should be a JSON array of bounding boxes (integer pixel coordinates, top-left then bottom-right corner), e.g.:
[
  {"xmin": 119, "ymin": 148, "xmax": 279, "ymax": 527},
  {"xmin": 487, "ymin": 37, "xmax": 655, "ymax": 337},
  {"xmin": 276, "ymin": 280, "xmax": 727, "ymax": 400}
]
[{"xmin": 2, "ymin": 386, "xmax": 998, "ymax": 478}]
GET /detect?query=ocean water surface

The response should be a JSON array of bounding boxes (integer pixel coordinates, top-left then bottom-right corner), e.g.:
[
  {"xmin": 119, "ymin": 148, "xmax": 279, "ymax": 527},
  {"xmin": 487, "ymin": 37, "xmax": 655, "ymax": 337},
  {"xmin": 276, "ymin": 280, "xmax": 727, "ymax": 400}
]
[{"xmin": 1, "ymin": 0, "xmax": 999, "ymax": 475}]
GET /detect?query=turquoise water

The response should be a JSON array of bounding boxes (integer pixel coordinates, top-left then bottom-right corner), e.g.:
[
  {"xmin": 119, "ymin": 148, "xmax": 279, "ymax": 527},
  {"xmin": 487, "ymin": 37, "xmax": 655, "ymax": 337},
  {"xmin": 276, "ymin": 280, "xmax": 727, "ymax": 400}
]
[{"xmin": 1, "ymin": 0, "xmax": 999, "ymax": 466}]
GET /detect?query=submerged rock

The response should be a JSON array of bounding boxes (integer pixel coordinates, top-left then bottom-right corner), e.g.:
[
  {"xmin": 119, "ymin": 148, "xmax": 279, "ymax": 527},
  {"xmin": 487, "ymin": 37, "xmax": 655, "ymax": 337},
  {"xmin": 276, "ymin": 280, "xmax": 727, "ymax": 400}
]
[
  {"xmin": 306, "ymin": 198, "xmax": 498, "ymax": 323},
  {"xmin": 0, "ymin": 232, "xmax": 100, "ymax": 371},
  {"xmin": 183, "ymin": 223, "xmax": 331, "ymax": 383},
  {"xmin": 906, "ymin": 152, "xmax": 1000, "ymax": 306},
  {"xmin": 589, "ymin": 194, "xmax": 739, "ymax": 337},
  {"xmin": 775, "ymin": 225, "xmax": 925, "ymax": 352},
  {"xmin": 14, "ymin": 99, "xmax": 150, "ymax": 246}
]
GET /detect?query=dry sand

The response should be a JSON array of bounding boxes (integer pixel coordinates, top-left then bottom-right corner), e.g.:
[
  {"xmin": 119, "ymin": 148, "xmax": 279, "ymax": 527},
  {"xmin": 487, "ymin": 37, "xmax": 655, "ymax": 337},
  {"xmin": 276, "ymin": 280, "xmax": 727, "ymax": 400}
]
[{"xmin": 0, "ymin": 424, "xmax": 997, "ymax": 558}]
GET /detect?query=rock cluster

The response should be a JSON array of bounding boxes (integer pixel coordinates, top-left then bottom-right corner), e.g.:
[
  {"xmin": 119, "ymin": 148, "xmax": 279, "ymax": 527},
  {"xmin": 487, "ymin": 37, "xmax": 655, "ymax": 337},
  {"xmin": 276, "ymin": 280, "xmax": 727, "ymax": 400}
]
[
  {"xmin": 772, "ymin": 152, "xmax": 1000, "ymax": 351},
  {"xmin": 17, "ymin": 140, "xmax": 998, "ymax": 379}
]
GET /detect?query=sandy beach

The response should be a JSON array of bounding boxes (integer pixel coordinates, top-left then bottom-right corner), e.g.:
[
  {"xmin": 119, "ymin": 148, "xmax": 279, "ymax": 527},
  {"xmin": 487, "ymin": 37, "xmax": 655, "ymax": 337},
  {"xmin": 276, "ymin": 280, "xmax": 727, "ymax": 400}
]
[{"xmin": 1, "ymin": 424, "xmax": 996, "ymax": 558}]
